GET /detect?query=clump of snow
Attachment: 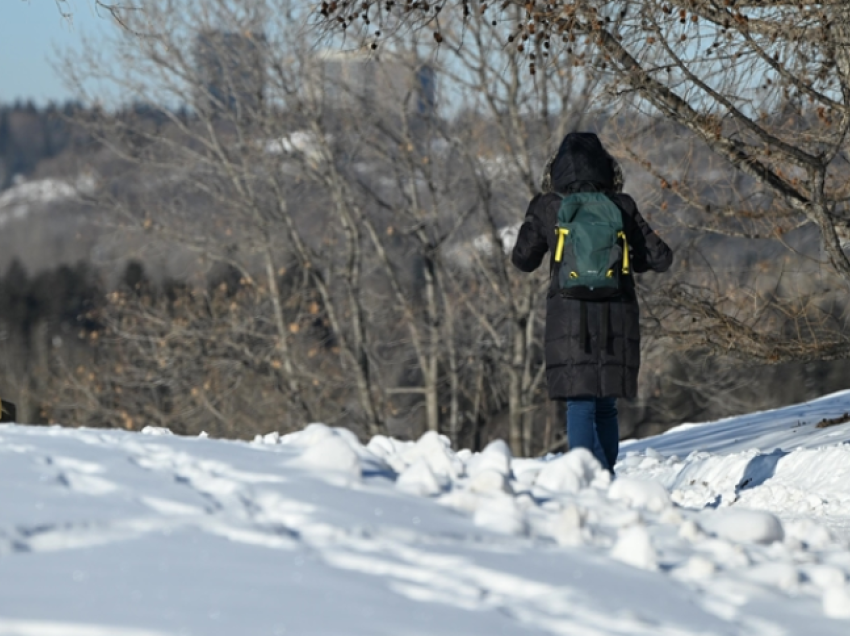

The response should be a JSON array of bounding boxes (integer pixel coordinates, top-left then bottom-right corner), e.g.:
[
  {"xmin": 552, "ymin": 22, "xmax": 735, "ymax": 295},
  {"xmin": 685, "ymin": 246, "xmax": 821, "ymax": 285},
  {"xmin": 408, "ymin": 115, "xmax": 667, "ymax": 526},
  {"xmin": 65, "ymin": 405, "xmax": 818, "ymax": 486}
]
[
  {"xmin": 497, "ymin": 224, "xmax": 520, "ymax": 254},
  {"xmin": 510, "ymin": 458, "xmax": 542, "ymax": 487},
  {"xmin": 396, "ymin": 431, "xmax": 463, "ymax": 487},
  {"xmin": 467, "ymin": 469, "xmax": 513, "ymax": 495},
  {"xmin": 609, "ymin": 477, "xmax": 672, "ymax": 512},
  {"xmin": 823, "ymin": 585, "xmax": 850, "ymax": 618},
  {"xmin": 396, "ymin": 460, "xmax": 442, "ymax": 497},
  {"xmin": 698, "ymin": 508, "xmax": 784, "ymax": 545},
  {"xmin": 140, "ymin": 426, "xmax": 173, "ymax": 436},
  {"xmin": 784, "ymin": 518, "xmax": 835, "ymax": 550},
  {"xmin": 262, "ymin": 130, "xmax": 326, "ymax": 164},
  {"xmin": 456, "ymin": 448, "xmax": 472, "ymax": 462},
  {"xmin": 550, "ymin": 504, "xmax": 587, "ymax": 547},
  {"xmin": 533, "ymin": 448, "xmax": 609, "ymax": 496},
  {"xmin": 473, "ymin": 495, "xmax": 527, "ymax": 536},
  {"xmin": 466, "ymin": 439, "xmax": 511, "ymax": 478},
  {"xmin": 658, "ymin": 507, "xmax": 684, "ymax": 525},
  {"xmin": 698, "ymin": 537, "xmax": 751, "ymax": 569},
  {"xmin": 365, "ymin": 434, "xmax": 400, "ymax": 457},
  {"xmin": 611, "ymin": 525, "xmax": 658, "ymax": 571},
  {"xmin": 674, "ymin": 555, "xmax": 716, "ymax": 580},
  {"xmin": 678, "ymin": 519, "xmax": 703, "ymax": 542},
  {"xmin": 253, "ymin": 431, "xmax": 280, "ymax": 444},
  {"xmin": 395, "ymin": 434, "xmax": 513, "ymax": 505},
  {"xmin": 805, "ymin": 564, "xmax": 846, "ymax": 590},
  {"xmin": 291, "ymin": 429, "xmax": 362, "ymax": 481},
  {"xmin": 365, "ymin": 434, "xmax": 413, "ymax": 473},
  {"xmin": 468, "ymin": 224, "xmax": 522, "ymax": 258},
  {"xmin": 741, "ymin": 562, "xmax": 799, "ymax": 591},
  {"xmin": 435, "ymin": 488, "xmax": 480, "ymax": 514},
  {"xmin": 279, "ymin": 423, "xmax": 390, "ymax": 477},
  {"xmin": 283, "ymin": 422, "xmax": 338, "ymax": 447}
]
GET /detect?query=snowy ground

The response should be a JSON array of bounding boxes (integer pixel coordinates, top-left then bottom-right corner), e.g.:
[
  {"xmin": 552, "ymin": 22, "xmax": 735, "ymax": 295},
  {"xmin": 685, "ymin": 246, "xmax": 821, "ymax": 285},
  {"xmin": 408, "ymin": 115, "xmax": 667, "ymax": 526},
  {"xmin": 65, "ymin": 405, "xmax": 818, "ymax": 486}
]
[{"xmin": 2, "ymin": 392, "xmax": 850, "ymax": 635}]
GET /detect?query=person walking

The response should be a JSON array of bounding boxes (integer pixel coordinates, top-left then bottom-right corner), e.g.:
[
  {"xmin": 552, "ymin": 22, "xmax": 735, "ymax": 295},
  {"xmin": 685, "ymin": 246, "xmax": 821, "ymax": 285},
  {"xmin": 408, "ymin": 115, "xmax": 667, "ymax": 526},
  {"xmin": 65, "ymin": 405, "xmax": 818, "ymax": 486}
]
[{"xmin": 511, "ymin": 132, "xmax": 672, "ymax": 473}]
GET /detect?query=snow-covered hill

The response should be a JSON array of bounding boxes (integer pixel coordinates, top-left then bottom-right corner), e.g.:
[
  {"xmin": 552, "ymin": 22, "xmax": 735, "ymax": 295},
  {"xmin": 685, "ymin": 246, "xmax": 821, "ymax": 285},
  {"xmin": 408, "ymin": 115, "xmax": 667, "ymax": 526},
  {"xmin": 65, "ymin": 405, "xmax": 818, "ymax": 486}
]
[
  {"xmin": 0, "ymin": 175, "xmax": 95, "ymax": 228},
  {"xmin": 2, "ymin": 391, "xmax": 850, "ymax": 635}
]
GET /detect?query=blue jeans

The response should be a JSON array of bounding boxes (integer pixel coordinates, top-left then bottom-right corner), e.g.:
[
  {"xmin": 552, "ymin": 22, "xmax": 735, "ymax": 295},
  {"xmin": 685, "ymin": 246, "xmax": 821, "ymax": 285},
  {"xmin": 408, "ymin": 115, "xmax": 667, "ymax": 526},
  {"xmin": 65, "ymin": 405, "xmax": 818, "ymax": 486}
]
[{"xmin": 566, "ymin": 397, "xmax": 619, "ymax": 472}]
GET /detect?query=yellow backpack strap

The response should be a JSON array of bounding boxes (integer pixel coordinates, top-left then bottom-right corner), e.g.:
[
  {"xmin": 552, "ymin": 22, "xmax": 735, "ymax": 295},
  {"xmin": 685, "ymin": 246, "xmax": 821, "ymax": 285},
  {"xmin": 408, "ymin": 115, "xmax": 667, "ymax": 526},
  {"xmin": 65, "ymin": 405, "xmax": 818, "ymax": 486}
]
[
  {"xmin": 618, "ymin": 231, "xmax": 630, "ymax": 274},
  {"xmin": 554, "ymin": 228, "xmax": 569, "ymax": 262}
]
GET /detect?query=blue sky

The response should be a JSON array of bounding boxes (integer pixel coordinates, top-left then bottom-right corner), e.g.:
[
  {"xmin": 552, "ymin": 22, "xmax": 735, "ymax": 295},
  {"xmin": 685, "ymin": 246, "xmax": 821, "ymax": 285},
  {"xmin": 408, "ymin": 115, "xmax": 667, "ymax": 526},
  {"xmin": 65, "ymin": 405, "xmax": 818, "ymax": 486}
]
[{"xmin": 1, "ymin": 1, "xmax": 110, "ymax": 104}]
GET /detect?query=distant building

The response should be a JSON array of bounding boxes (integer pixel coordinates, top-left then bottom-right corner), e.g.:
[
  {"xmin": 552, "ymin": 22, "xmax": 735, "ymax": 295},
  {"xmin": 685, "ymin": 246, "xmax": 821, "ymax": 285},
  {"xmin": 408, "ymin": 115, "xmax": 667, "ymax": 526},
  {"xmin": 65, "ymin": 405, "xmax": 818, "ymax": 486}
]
[
  {"xmin": 314, "ymin": 49, "xmax": 437, "ymax": 121},
  {"xmin": 194, "ymin": 30, "xmax": 266, "ymax": 117}
]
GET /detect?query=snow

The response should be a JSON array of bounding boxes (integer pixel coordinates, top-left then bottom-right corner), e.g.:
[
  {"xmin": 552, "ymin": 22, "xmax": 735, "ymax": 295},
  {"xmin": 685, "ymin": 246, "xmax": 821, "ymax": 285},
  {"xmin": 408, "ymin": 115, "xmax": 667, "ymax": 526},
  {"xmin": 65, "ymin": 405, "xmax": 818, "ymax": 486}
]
[
  {"xmin": 262, "ymin": 131, "xmax": 325, "ymax": 163},
  {"xmin": 2, "ymin": 391, "xmax": 850, "ymax": 634},
  {"xmin": 610, "ymin": 525, "xmax": 658, "ymax": 571},
  {"xmin": 0, "ymin": 175, "xmax": 96, "ymax": 226},
  {"xmin": 292, "ymin": 432, "xmax": 362, "ymax": 479},
  {"xmin": 824, "ymin": 585, "xmax": 850, "ymax": 618},
  {"xmin": 396, "ymin": 460, "xmax": 443, "ymax": 497},
  {"xmin": 469, "ymin": 223, "xmax": 522, "ymax": 259},
  {"xmin": 697, "ymin": 509, "xmax": 784, "ymax": 545},
  {"xmin": 608, "ymin": 477, "xmax": 672, "ymax": 513},
  {"xmin": 533, "ymin": 447, "xmax": 610, "ymax": 495}
]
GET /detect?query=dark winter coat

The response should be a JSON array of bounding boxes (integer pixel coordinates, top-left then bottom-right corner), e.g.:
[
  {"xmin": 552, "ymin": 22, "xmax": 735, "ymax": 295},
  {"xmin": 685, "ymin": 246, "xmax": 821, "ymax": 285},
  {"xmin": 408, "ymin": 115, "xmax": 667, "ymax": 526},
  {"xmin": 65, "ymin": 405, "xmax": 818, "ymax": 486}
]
[{"xmin": 512, "ymin": 133, "xmax": 673, "ymax": 400}]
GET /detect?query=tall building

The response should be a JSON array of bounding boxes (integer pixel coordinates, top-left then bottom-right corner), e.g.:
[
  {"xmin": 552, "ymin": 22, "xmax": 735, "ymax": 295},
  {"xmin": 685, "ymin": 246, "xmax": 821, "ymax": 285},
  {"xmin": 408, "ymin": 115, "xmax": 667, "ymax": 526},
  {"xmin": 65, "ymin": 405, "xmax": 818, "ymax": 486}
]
[
  {"xmin": 315, "ymin": 49, "xmax": 437, "ymax": 121},
  {"xmin": 194, "ymin": 31, "xmax": 266, "ymax": 117}
]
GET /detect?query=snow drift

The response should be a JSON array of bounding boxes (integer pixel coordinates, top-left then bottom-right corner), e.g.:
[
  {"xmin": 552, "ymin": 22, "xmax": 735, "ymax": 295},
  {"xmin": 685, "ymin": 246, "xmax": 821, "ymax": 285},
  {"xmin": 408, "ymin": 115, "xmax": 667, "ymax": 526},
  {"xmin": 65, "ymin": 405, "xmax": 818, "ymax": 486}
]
[{"xmin": 2, "ymin": 390, "xmax": 850, "ymax": 634}]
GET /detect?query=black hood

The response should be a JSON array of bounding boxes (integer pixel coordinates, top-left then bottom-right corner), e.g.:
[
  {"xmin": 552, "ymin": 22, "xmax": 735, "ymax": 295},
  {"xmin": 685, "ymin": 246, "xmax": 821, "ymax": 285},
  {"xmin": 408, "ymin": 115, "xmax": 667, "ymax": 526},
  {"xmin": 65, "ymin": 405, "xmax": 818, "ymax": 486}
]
[{"xmin": 549, "ymin": 132, "xmax": 616, "ymax": 193}]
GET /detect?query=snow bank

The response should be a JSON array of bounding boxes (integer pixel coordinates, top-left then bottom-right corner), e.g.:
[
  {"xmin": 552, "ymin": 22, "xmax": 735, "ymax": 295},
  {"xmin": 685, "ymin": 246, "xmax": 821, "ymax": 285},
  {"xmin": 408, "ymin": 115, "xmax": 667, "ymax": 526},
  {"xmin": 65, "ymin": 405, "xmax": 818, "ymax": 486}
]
[
  {"xmin": 248, "ymin": 407, "xmax": 850, "ymax": 627},
  {"xmin": 4, "ymin": 390, "xmax": 850, "ymax": 633}
]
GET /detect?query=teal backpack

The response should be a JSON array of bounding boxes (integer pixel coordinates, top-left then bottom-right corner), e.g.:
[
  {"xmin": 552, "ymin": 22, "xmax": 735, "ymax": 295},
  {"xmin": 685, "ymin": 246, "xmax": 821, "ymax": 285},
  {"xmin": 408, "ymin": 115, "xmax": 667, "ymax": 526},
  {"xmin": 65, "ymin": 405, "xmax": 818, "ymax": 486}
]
[{"xmin": 553, "ymin": 192, "xmax": 630, "ymax": 299}]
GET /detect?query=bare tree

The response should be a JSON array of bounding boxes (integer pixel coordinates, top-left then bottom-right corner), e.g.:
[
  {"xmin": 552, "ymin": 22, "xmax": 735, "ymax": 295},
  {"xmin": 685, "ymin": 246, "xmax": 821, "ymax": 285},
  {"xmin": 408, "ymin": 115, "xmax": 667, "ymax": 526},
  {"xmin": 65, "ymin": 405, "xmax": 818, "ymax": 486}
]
[
  {"xmin": 53, "ymin": 0, "xmax": 400, "ymax": 437},
  {"xmin": 326, "ymin": 6, "xmax": 609, "ymax": 453},
  {"xmin": 35, "ymin": 0, "xmax": 120, "ymax": 20},
  {"xmin": 318, "ymin": 0, "xmax": 850, "ymax": 369}
]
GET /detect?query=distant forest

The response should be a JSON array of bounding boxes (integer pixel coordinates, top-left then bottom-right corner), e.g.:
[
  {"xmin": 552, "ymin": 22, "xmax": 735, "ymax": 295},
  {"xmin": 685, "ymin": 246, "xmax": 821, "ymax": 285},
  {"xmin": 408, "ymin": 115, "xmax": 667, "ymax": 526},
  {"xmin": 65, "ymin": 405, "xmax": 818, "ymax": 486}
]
[
  {"xmin": 0, "ymin": 101, "xmax": 87, "ymax": 190},
  {"xmin": 0, "ymin": 101, "xmax": 176, "ymax": 425}
]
